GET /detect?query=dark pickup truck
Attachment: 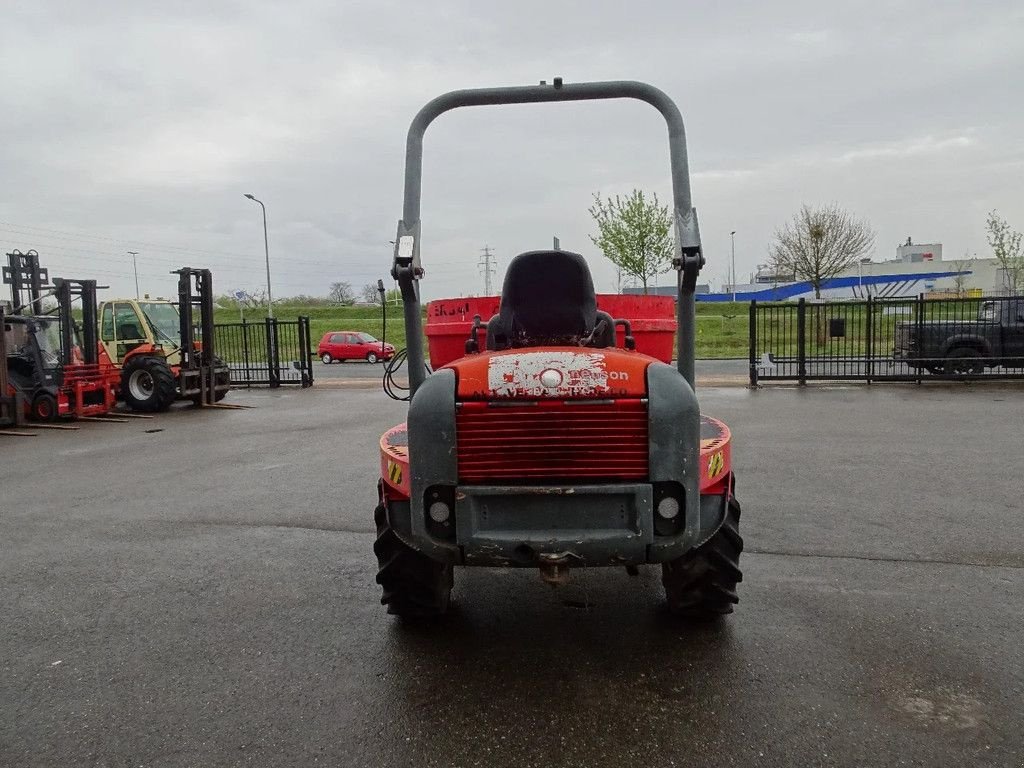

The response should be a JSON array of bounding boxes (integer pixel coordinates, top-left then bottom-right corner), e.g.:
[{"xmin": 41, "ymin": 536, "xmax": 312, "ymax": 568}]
[{"xmin": 894, "ymin": 299, "xmax": 1024, "ymax": 374}]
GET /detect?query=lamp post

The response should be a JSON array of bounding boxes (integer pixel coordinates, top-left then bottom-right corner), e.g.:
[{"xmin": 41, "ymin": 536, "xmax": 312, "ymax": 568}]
[
  {"xmin": 730, "ymin": 231, "xmax": 737, "ymax": 302},
  {"xmin": 244, "ymin": 194, "xmax": 273, "ymax": 318},
  {"xmin": 128, "ymin": 251, "xmax": 139, "ymax": 299}
]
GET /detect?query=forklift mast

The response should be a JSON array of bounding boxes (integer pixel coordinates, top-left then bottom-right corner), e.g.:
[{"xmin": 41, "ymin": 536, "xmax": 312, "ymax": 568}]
[
  {"xmin": 3, "ymin": 250, "xmax": 49, "ymax": 315},
  {"xmin": 175, "ymin": 267, "xmax": 216, "ymax": 370},
  {"xmin": 52, "ymin": 278, "xmax": 99, "ymax": 366}
]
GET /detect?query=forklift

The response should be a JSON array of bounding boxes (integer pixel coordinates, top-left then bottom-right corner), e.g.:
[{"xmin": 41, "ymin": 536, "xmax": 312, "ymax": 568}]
[
  {"xmin": 2, "ymin": 251, "xmax": 115, "ymax": 420},
  {"xmin": 98, "ymin": 268, "xmax": 231, "ymax": 412}
]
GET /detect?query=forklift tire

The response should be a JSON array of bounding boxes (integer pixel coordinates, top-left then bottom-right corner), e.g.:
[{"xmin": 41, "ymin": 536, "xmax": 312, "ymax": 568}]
[
  {"xmin": 374, "ymin": 501, "xmax": 453, "ymax": 618},
  {"xmin": 662, "ymin": 492, "xmax": 743, "ymax": 619},
  {"xmin": 31, "ymin": 392, "xmax": 58, "ymax": 422},
  {"xmin": 121, "ymin": 356, "xmax": 177, "ymax": 413}
]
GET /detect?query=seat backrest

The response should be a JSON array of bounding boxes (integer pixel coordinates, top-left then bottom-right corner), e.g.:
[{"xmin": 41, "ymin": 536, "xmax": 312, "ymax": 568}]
[
  {"xmin": 490, "ymin": 250, "xmax": 598, "ymax": 349},
  {"xmin": 118, "ymin": 323, "xmax": 141, "ymax": 339}
]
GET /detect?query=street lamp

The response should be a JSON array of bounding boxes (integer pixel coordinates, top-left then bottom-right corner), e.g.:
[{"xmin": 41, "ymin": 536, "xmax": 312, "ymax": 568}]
[
  {"xmin": 128, "ymin": 251, "xmax": 139, "ymax": 299},
  {"xmin": 730, "ymin": 231, "xmax": 737, "ymax": 302},
  {"xmin": 244, "ymin": 193, "xmax": 273, "ymax": 318}
]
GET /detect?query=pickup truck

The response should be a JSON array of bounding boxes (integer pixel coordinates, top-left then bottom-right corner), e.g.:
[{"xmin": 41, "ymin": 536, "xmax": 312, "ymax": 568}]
[{"xmin": 894, "ymin": 299, "xmax": 1024, "ymax": 374}]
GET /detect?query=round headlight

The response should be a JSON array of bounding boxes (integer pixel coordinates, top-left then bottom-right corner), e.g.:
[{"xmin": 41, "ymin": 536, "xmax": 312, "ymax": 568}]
[
  {"xmin": 656, "ymin": 496, "xmax": 680, "ymax": 520},
  {"xmin": 428, "ymin": 501, "xmax": 451, "ymax": 523}
]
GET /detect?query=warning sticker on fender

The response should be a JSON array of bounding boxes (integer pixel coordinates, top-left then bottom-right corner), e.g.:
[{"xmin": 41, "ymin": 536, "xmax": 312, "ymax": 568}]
[{"xmin": 707, "ymin": 452, "xmax": 724, "ymax": 479}]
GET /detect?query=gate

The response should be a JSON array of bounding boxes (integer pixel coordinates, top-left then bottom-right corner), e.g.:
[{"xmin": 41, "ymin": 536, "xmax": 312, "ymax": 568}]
[
  {"xmin": 749, "ymin": 295, "xmax": 1024, "ymax": 385},
  {"xmin": 213, "ymin": 317, "xmax": 313, "ymax": 387}
]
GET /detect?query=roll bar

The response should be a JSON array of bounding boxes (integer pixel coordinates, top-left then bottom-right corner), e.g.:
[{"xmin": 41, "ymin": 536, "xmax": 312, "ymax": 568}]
[{"xmin": 392, "ymin": 78, "xmax": 705, "ymax": 395}]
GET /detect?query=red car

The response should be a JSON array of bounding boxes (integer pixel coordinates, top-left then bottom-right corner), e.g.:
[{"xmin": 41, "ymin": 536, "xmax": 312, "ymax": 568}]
[{"xmin": 317, "ymin": 331, "xmax": 395, "ymax": 364}]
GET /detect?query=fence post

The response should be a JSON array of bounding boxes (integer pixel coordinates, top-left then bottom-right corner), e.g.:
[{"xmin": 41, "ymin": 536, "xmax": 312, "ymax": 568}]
[
  {"xmin": 299, "ymin": 316, "xmax": 313, "ymax": 387},
  {"xmin": 265, "ymin": 317, "xmax": 281, "ymax": 388},
  {"xmin": 241, "ymin": 320, "xmax": 252, "ymax": 386},
  {"xmin": 748, "ymin": 300, "xmax": 758, "ymax": 386},
  {"xmin": 915, "ymin": 293, "xmax": 924, "ymax": 385},
  {"xmin": 865, "ymin": 296, "xmax": 874, "ymax": 384},
  {"xmin": 797, "ymin": 298, "xmax": 807, "ymax": 385}
]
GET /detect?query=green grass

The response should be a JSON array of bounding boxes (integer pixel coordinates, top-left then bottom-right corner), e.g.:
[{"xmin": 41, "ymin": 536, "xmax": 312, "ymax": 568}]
[{"xmin": 214, "ymin": 301, "xmax": 755, "ymax": 359}]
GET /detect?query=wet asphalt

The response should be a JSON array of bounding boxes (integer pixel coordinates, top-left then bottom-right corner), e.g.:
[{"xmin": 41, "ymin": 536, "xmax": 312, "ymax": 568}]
[{"xmin": 1, "ymin": 384, "xmax": 1022, "ymax": 767}]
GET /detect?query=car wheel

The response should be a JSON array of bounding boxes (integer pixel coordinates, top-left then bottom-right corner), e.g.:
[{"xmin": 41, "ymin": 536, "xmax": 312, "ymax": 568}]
[
  {"xmin": 366, "ymin": 351, "xmax": 380, "ymax": 364},
  {"xmin": 321, "ymin": 353, "xmax": 333, "ymax": 364}
]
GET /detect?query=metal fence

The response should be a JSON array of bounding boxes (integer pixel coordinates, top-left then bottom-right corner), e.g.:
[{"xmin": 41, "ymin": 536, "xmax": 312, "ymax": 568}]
[
  {"xmin": 749, "ymin": 295, "xmax": 1024, "ymax": 385},
  {"xmin": 213, "ymin": 317, "xmax": 313, "ymax": 387}
]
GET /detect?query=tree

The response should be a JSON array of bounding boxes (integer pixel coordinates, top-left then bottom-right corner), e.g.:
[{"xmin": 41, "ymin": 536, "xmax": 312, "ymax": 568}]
[
  {"xmin": 986, "ymin": 210, "xmax": 1024, "ymax": 295},
  {"xmin": 360, "ymin": 282, "xmax": 382, "ymax": 304},
  {"xmin": 769, "ymin": 203, "xmax": 875, "ymax": 299},
  {"xmin": 951, "ymin": 256, "xmax": 974, "ymax": 296},
  {"xmin": 589, "ymin": 190, "xmax": 673, "ymax": 295},
  {"xmin": 329, "ymin": 281, "xmax": 355, "ymax": 305}
]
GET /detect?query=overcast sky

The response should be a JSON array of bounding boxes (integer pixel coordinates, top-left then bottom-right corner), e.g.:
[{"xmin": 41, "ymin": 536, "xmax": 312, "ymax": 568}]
[{"xmin": 2, "ymin": 1, "xmax": 1022, "ymax": 303}]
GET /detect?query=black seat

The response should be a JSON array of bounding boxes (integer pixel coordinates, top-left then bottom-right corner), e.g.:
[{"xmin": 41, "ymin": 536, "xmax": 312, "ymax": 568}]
[{"xmin": 486, "ymin": 250, "xmax": 613, "ymax": 350}]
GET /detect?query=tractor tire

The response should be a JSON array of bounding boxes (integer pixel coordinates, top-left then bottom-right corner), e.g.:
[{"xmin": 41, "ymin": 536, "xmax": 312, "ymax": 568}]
[
  {"xmin": 31, "ymin": 392, "xmax": 58, "ymax": 422},
  {"xmin": 374, "ymin": 501, "xmax": 453, "ymax": 618},
  {"xmin": 366, "ymin": 351, "xmax": 380, "ymax": 364},
  {"xmin": 321, "ymin": 352, "xmax": 333, "ymax": 364},
  {"xmin": 943, "ymin": 347, "xmax": 985, "ymax": 375},
  {"xmin": 662, "ymin": 492, "xmax": 743, "ymax": 619},
  {"xmin": 189, "ymin": 360, "xmax": 231, "ymax": 405},
  {"xmin": 121, "ymin": 356, "xmax": 177, "ymax": 412}
]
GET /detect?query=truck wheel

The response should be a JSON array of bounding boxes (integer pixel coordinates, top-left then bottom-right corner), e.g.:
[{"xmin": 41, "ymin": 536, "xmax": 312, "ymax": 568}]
[
  {"xmin": 121, "ymin": 356, "xmax": 177, "ymax": 412},
  {"xmin": 31, "ymin": 392, "xmax": 58, "ymax": 422},
  {"xmin": 662, "ymin": 492, "xmax": 743, "ymax": 619},
  {"xmin": 374, "ymin": 501, "xmax": 453, "ymax": 618},
  {"xmin": 943, "ymin": 347, "xmax": 984, "ymax": 375}
]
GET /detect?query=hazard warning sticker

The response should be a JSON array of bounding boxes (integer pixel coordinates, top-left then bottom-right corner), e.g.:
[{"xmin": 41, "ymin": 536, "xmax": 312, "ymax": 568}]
[
  {"xmin": 707, "ymin": 452, "xmax": 724, "ymax": 479},
  {"xmin": 387, "ymin": 461, "xmax": 403, "ymax": 485}
]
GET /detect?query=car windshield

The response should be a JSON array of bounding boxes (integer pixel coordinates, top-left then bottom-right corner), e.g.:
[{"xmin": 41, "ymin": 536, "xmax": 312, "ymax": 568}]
[
  {"xmin": 356, "ymin": 332, "xmax": 379, "ymax": 343},
  {"xmin": 978, "ymin": 302, "xmax": 998, "ymax": 322},
  {"xmin": 138, "ymin": 302, "xmax": 181, "ymax": 345}
]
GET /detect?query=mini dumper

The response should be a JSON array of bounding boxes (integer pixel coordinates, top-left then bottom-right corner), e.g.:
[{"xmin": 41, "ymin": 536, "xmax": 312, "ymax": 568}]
[{"xmin": 375, "ymin": 79, "xmax": 743, "ymax": 618}]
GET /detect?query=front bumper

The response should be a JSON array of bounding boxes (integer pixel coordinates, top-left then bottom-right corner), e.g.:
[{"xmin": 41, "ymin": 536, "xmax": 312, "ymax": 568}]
[{"xmin": 384, "ymin": 481, "xmax": 731, "ymax": 568}]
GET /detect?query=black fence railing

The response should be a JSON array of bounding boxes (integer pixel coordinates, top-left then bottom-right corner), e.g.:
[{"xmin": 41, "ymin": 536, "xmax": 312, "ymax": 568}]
[
  {"xmin": 749, "ymin": 295, "xmax": 1024, "ymax": 385},
  {"xmin": 213, "ymin": 317, "xmax": 313, "ymax": 388}
]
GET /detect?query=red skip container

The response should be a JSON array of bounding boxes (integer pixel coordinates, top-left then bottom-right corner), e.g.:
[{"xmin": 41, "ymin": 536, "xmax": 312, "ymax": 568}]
[{"xmin": 424, "ymin": 294, "xmax": 676, "ymax": 368}]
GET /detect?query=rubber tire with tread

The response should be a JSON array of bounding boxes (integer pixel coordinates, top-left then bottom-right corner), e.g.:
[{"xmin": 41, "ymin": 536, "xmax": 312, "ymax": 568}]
[
  {"xmin": 662, "ymin": 491, "xmax": 743, "ymax": 619},
  {"xmin": 943, "ymin": 346, "xmax": 985, "ymax": 375},
  {"xmin": 366, "ymin": 351, "xmax": 379, "ymax": 364},
  {"xmin": 121, "ymin": 355, "xmax": 178, "ymax": 412},
  {"xmin": 374, "ymin": 501, "xmax": 453, "ymax": 618},
  {"xmin": 31, "ymin": 392, "xmax": 58, "ymax": 422},
  {"xmin": 188, "ymin": 357, "xmax": 231, "ymax": 405},
  {"xmin": 321, "ymin": 352, "xmax": 333, "ymax": 364}
]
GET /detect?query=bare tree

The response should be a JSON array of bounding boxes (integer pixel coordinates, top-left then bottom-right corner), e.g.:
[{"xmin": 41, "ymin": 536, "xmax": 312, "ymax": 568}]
[
  {"xmin": 769, "ymin": 203, "xmax": 875, "ymax": 298},
  {"xmin": 986, "ymin": 210, "xmax": 1024, "ymax": 295},
  {"xmin": 329, "ymin": 281, "xmax": 355, "ymax": 305},
  {"xmin": 589, "ymin": 190, "xmax": 673, "ymax": 295},
  {"xmin": 951, "ymin": 256, "xmax": 974, "ymax": 296},
  {"xmin": 360, "ymin": 282, "xmax": 380, "ymax": 304}
]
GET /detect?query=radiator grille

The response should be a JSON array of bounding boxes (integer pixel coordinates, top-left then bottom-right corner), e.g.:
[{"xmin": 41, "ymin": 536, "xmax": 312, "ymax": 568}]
[{"xmin": 456, "ymin": 400, "xmax": 649, "ymax": 483}]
